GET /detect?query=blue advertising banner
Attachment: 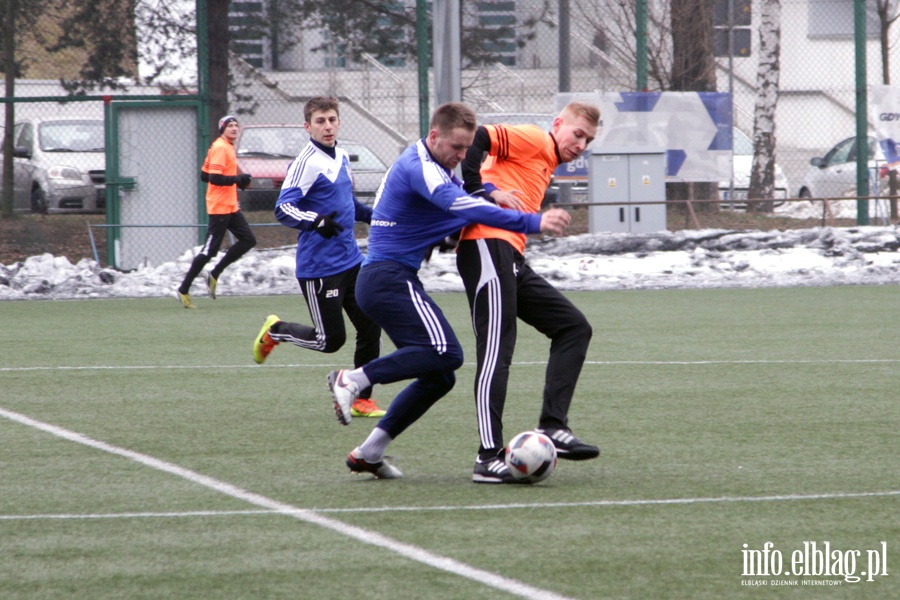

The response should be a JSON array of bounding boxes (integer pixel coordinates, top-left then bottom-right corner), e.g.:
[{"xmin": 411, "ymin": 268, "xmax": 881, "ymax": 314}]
[{"xmin": 554, "ymin": 91, "xmax": 733, "ymax": 183}]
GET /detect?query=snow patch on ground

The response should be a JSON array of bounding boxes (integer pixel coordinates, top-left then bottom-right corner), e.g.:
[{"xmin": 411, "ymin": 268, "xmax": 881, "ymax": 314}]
[{"xmin": 2, "ymin": 226, "xmax": 900, "ymax": 301}]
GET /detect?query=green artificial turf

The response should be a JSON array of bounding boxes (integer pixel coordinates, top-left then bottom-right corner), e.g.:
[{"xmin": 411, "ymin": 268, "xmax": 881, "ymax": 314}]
[{"xmin": 1, "ymin": 287, "xmax": 898, "ymax": 599}]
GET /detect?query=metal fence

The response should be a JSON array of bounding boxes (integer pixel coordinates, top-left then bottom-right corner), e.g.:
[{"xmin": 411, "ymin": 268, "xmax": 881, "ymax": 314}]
[
  {"xmin": 258, "ymin": 6, "xmax": 878, "ymax": 159},
  {"xmin": 229, "ymin": 0, "xmax": 900, "ymax": 221},
  {"xmin": 4, "ymin": 0, "xmax": 899, "ymax": 267}
]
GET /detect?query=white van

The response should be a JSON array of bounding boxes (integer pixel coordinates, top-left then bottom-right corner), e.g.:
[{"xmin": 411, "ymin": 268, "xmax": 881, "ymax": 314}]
[{"xmin": 14, "ymin": 117, "xmax": 106, "ymax": 213}]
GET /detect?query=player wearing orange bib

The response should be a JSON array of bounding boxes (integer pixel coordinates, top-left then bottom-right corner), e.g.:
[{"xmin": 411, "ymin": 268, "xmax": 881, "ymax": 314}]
[
  {"xmin": 459, "ymin": 123, "xmax": 558, "ymax": 252},
  {"xmin": 176, "ymin": 115, "xmax": 256, "ymax": 308},
  {"xmin": 458, "ymin": 102, "xmax": 602, "ymax": 483}
]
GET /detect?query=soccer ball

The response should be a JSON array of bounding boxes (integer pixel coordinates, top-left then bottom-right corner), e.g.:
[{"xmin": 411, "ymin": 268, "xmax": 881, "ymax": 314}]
[{"xmin": 504, "ymin": 431, "xmax": 558, "ymax": 483}]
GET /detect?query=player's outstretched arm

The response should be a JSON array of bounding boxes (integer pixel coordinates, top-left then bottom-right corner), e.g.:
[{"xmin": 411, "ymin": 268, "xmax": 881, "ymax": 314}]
[{"xmin": 539, "ymin": 207, "xmax": 570, "ymax": 235}]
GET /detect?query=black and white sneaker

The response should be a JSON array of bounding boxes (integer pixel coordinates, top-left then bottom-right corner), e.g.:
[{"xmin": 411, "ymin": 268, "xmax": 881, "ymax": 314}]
[
  {"xmin": 473, "ymin": 455, "xmax": 518, "ymax": 484},
  {"xmin": 537, "ymin": 428, "xmax": 600, "ymax": 461}
]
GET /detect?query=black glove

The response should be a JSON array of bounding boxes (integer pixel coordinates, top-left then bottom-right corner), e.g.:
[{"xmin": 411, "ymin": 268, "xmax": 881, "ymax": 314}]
[
  {"xmin": 424, "ymin": 232, "xmax": 461, "ymax": 262},
  {"xmin": 208, "ymin": 173, "xmax": 251, "ymax": 188},
  {"xmin": 444, "ymin": 229, "xmax": 461, "ymax": 249},
  {"xmin": 312, "ymin": 211, "xmax": 344, "ymax": 239}
]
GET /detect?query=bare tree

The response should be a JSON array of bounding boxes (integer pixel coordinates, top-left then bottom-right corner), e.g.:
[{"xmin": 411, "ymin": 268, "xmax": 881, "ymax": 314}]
[
  {"xmin": 55, "ymin": 0, "xmax": 231, "ymax": 140},
  {"xmin": 1, "ymin": 0, "xmax": 58, "ymax": 219},
  {"xmin": 575, "ymin": 0, "xmax": 673, "ymax": 91},
  {"xmin": 206, "ymin": 0, "xmax": 230, "ymax": 137},
  {"xmin": 51, "ymin": 0, "xmax": 138, "ymax": 93},
  {"xmin": 876, "ymin": 0, "xmax": 900, "ymax": 84},
  {"xmin": 670, "ymin": 0, "xmax": 716, "ymax": 91},
  {"xmin": 746, "ymin": 0, "xmax": 781, "ymax": 212},
  {"xmin": 669, "ymin": 0, "xmax": 717, "ymax": 212},
  {"xmin": 36, "ymin": 0, "xmax": 546, "ymax": 136},
  {"xmin": 577, "ymin": 1, "xmax": 725, "ymax": 211},
  {"xmin": 1, "ymin": 0, "xmax": 18, "ymax": 219}
]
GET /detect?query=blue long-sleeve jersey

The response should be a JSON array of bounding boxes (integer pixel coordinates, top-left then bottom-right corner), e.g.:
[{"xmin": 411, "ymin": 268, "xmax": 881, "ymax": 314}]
[
  {"xmin": 275, "ymin": 140, "xmax": 373, "ymax": 279},
  {"xmin": 365, "ymin": 139, "xmax": 543, "ymax": 270}
]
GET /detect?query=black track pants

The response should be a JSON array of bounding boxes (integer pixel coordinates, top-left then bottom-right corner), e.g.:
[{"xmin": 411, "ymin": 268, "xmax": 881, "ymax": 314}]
[{"xmin": 457, "ymin": 238, "xmax": 592, "ymax": 456}]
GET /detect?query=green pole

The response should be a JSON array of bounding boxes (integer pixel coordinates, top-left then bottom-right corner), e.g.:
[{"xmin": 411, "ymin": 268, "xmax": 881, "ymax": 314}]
[
  {"xmin": 636, "ymin": 0, "xmax": 648, "ymax": 91},
  {"xmin": 196, "ymin": 0, "xmax": 211, "ymax": 239},
  {"xmin": 416, "ymin": 0, "xmax": 430, "ymax": 138},
  {"xmin": 854, "ymin": 0, "xmax": 869, "ymax": 225},
  {"xmin": 104, "ymin": 100, "xmax": 118, "ymax": 267},
  {"xmin": 559, "ymin": 0, "xmax": 571, "ymax": 92},
  {"xmin": 196, "ymin": 0, "xmax": 210, "ymax": 146}
]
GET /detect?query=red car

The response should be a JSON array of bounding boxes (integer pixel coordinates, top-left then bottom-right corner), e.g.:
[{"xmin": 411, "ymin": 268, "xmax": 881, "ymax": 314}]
[{"xmin": 235, "ymin": 124, "xmax": 387, "ymax": 210}]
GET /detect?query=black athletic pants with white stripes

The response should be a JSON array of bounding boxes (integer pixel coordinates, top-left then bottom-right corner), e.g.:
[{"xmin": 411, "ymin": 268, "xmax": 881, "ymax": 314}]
[
  {"xmin": 456, "ymin": 238, "xmax": 592, "ymax": 457},
  {"xmin": 269, "ymin": 263, "xmax": 381, "ymax": 400},
  {"xmin": 178, "ymin": 211, "xmax": 256, "ymax": 294}
]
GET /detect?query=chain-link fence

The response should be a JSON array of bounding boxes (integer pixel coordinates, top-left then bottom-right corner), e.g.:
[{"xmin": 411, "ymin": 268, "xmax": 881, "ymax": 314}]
[
  {"xmin": 3, "ymin": 83, "xmax": 302, "ymax": 268},
  {"xmin": 232, "ymin": 0, "xmax": 900, "ymax": 223},
  {"xmin": 5, "ymin": 0, "xmax": 899, "ymax": 266}
]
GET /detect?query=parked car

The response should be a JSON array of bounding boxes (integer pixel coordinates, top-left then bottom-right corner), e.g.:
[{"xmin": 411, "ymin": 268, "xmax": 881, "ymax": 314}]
[
  {"xmin": 797, "ymin": 135, "xmax": 890, "ymax": 199},
  {"xmin": 719, "ymin": 128, "xmax": 791, "ymax": 207},
  {"xmin": 235, "ymin": 124, "xmax": 388, "ymax": 210},
  {"xmin": 13, "ymin": 117, "xmax": 106, "ymax": 213},
  {"xmin": 341, "ymin": 140, "xmax": 390, "ymax": 205},
  {"xmin": 0, "ymin": 127, "xmax": 37, "ymax": 212}
]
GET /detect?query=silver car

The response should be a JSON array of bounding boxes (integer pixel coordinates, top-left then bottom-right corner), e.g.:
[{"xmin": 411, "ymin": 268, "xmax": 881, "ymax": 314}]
[
  {"xmin": 797, "ymin": 136, "xmax": 888, "ymax": 199},
  {"xmin": 0, "ymin": 127, "xmax": 37, "ymax": 212},
  {"xmin": 14, "ymin": 117, "xmax": 106, "ymax": 213}
]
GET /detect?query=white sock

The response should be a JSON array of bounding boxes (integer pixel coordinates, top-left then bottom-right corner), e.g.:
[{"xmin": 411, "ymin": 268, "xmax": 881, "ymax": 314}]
[
  {"xmin": 343, "ymin": 368, "xmax": 371, "ymax": 391},
  {"xmin": 359, "ymin": 427, "xmax": 392, "ymax": 463}
]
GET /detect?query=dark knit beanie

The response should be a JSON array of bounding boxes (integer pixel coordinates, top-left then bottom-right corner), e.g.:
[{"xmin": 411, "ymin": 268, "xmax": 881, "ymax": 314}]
[{"xmin": 218, "ymin": 115, "xmax": 238, "ymax": 134}]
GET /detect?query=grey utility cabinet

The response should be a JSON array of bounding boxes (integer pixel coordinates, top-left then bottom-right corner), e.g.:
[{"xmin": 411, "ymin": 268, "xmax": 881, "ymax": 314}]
[{"xmin": 588, "ymin": 147, "xmax": 667, "ymax": 233}]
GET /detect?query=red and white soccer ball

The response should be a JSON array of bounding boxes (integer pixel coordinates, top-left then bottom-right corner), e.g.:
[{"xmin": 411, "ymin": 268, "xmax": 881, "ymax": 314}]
[{"xmin": 504, "ymin": 431, "xmax": 558, "ymax": 483}]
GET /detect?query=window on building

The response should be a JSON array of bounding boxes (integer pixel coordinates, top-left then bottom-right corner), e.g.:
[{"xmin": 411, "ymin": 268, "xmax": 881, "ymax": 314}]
[
  {"xmin": 230, "ymin": 1, "xmax": 265, "ymax": 68},
  {"xmin": 808, "ymin": 0, "xmax": 882, "ymax": 40},
  {"xmin": 476, "ymin": 1, "xmax": 517, "ymax": 66}
]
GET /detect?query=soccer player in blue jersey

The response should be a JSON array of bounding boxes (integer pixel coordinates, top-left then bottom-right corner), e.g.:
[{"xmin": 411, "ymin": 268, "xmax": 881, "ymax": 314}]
[
  {"xmin": 253, "ymin": 96, "xmax": 385, "ymax": 418},
  {"xmin": 326, "ymin": 102, "xmax": 572, "ymax": 479}
]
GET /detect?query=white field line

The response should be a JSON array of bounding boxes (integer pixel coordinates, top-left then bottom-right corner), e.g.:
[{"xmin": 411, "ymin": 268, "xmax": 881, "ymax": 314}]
[
  {"xmin": 0, "ymin": 406, "xmax": 574, "ymax": 600},
  {"xmin": 2, "ymin": 358, "xmax": 900, "ymax": 373},
  {"xmin": 2, "ymin": 490, "xmax": 898, "ymax": 522}
]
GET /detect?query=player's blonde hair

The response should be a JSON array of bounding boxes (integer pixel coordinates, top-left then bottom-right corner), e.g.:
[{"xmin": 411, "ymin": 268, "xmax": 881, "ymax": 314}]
[{"xmin": 560, "ymin": 102, "xmax": 601, "ymax": 127}]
